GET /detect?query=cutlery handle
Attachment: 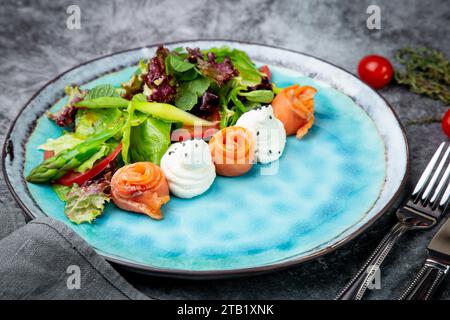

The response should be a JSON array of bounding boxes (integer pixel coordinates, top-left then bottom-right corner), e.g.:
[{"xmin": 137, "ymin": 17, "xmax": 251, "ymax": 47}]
[
  {"xmin": 399, "ymin": 259, "xmax": 449, "ymax": 300},
  {"xmin": 336, "ymin": 222, "xmax": 409, "ymax": 300}
]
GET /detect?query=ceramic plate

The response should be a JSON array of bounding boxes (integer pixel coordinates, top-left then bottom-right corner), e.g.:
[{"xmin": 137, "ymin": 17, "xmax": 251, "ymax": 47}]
[{"xmin": 2, "ymin": 40, "xmax": 409, "ymax": 278}]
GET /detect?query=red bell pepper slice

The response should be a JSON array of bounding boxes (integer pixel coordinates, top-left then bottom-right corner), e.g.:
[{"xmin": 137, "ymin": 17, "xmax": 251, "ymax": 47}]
[{"xmin": 57, "ymin": 143, "xmax": 122, "ymax": 186}]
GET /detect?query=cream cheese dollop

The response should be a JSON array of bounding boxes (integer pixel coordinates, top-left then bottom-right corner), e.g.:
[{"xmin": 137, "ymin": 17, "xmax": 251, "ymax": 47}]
[
  {"xmin": 236, "ymin": 105, "xmax": 286, "ymax": 164},
  {"xmin": 160, "ymin": 139, "xmax": 216, "ymax": 198}
]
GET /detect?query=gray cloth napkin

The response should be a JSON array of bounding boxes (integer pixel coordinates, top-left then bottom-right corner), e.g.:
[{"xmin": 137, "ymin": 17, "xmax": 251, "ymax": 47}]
[{"xmin": 0, "ymin": 217, "xmax": 149, "ymax": 300}]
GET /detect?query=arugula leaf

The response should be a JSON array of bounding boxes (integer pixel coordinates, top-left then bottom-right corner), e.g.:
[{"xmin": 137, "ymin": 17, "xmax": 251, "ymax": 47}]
[
  {"xmin": 174, "ymin": 76, "xmax": 210, "ymax": 111},
  {"xmin": 84, "ymin": 84, "xmax": 121, "ymax": 100},
  {"xmin": 168, "ymin": 54, "xmax": 195, "ymax": 72},
  {"xmin": 74, "ymin": 97, "xmax": 129, "ymax": 109},
  {"xmin": 228, "ymin": 108, "xmax": 244, "ymax": 127},
  {"xmin": 129, "ymin": 116, "xmax": 171, "ymax": 165},
  {"xmin": 223, "ymin": 83, "xmax": 246, "ymax": 113},
  {"xmin": 230, "ymin": 92, "xmax": 247, "ymax": 113},
  {"xmin": 238, "ymin": 90, "xmax": 274, "ymax": 103},
  {"xmin": 75, "ymin": 108, "xmax": 123, "ymax": 138},
  {"xmin": 38, "ymin": 132, "xmax": 85, "ymax": 155},
  {"xmin": 64, "ymin": 183, "xmax": 110, "ymax": 224},
  {"xmin": 215, "ymin": 80, "xmax": 234, "ymax": 129}
]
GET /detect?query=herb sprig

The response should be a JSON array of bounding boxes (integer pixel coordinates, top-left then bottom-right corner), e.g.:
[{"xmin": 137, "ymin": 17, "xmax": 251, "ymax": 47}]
[{"xmin": 395, "ymin": 47, "xmax": 450, "ymax": 104}]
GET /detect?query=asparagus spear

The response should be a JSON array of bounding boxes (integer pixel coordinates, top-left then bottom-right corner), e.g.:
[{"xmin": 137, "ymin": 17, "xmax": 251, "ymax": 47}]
[{"xmin": 26, "ymin": 127, "xmax": 121, "ymax": 183}]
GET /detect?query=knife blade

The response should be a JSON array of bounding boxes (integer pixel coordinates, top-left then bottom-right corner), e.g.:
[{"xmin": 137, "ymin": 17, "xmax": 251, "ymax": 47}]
[
  {"xmin": 400, "ymin": 218, "xmax": 450, "ymax": 300},
  {"xmin": 428, "ymin": 218, "xmax": 450, "ymax": 264}
]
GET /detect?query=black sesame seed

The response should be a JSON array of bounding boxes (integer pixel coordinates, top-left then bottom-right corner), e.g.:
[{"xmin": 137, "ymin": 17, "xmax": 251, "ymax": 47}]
[
  {"xmin": 168, "ymin": 151, "xmax": 174, "ymax": 155},
  {"xmin": 268, "ymin": 150, "xmax": 272, "ymax": 154},
  {"xmin": 269, "ymin": 115, "xmax": 273, "ymax": 119},
  {"xmin": 256, "ymin": 131, "xmax": 260, "ymax": 136},
  {"xmin": 185, "ymin": 153, "xmax": 188, "ymax": 157},
  {"xmin": 278, "ymin": 151, "xmax": 281, "ymax": 154},
  {"xmin": 182, "ymin": 142, "xmax": 186, "ymax": 146}
]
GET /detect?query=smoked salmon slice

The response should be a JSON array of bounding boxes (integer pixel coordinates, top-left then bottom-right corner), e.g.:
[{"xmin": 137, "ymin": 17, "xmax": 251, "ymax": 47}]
[
  {"xmin": 111, "ymin": 162, "xmax": 170, "ymax": 220},
  {"xmin": 272, "ymin": 84, "xmax": 317, "ymax": 139},
  {"xmin": 209, "ymin": 126, "xmax": 255, "ymax": 177}
]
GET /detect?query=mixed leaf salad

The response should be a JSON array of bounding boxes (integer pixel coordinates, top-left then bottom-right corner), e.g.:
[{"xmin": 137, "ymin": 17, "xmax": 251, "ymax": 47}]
[{"xmin": 26, "ymin": 46, "xmax": 285, "ymax": 224}]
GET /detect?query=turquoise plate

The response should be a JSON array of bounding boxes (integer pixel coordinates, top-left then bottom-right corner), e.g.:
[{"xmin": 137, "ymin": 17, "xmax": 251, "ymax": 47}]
[{"xmin": 2, "ymin": 41, "xmax": 409, "ymax": 278}]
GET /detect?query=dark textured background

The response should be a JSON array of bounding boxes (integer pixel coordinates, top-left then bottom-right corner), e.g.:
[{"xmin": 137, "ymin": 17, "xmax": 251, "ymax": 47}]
[{"xmin": 0, "ymin": 0, "xmax": 449, "ymax": 299}]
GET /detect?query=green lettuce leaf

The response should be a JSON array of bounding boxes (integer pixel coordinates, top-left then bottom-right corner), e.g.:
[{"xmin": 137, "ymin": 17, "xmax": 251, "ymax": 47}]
[
  {"xmin": 123, "ymin": 93, "xmax": 171, "ymax": 165},
  {"xmin": 64, "ymin": 183, "xmax": 110, "ymax": 224},
  {"xmin": 129, "ymin": 111, "xmax": 148, "ymax": 126},
  {"xmin": 121, "ymin": 94, "xmax": 148, "ymax": 127},
  {"xmin": 53, "ymin": 184, "xmax": 71, "ymax": 201},
  {"xmin": 129, "ymin": 116, "xmax": 171, "ymax": 165},
  {"xmin": 75, "ymin": 108, "xmax": 123, "ymax": 138},
  {"xmin": 38, "ymin": 132, "xmax": 85, "ymax": 154}
]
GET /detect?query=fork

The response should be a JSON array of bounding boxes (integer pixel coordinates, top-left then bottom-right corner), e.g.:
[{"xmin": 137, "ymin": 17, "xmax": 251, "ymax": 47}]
[{"xmin": 336, "ymin": 142, "xmax": 450, "ymax": 300}]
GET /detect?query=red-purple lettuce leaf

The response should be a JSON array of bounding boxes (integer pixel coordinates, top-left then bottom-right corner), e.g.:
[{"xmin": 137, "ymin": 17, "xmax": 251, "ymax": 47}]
[
  {"xmin": 48, "ymin": 86, "xmax": 87, "ymax": 127},
  {"xmin": 142, "ymin": 46, "xmax": 176, "ymax": 103}
]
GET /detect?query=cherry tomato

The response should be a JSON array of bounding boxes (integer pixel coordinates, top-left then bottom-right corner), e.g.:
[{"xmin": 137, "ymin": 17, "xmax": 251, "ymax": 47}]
[
  {"xmin": 442, "ymin": 109, "xmax": 450, "ymax": 137},
  {"xmin": 259, "ymin": 65, "xmax": 271, "ymax": 80},
  {"xmin": 357, "ymin": 55, "xmax": 393, "ymax": 89},
  {"xmin": 57, "ymin": 143, "xmax": 122, "ymax": 186}
]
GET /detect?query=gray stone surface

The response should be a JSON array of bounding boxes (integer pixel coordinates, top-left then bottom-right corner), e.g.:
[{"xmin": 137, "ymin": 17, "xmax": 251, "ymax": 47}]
[{"xmin": 0, "ymin": 0, "xmax": 449, "ymax": 299}]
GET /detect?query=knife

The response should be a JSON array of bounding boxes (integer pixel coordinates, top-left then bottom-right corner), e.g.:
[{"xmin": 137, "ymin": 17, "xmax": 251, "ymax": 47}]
[{"xmin": 400, "ymin": 218, "xmax": 450, "ymax": 300}]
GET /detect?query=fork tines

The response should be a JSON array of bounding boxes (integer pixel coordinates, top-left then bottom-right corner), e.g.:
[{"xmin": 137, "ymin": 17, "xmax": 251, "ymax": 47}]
[{"xmin": 412, "ymin": 142, "xmax": 450, "ymax": 212}]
